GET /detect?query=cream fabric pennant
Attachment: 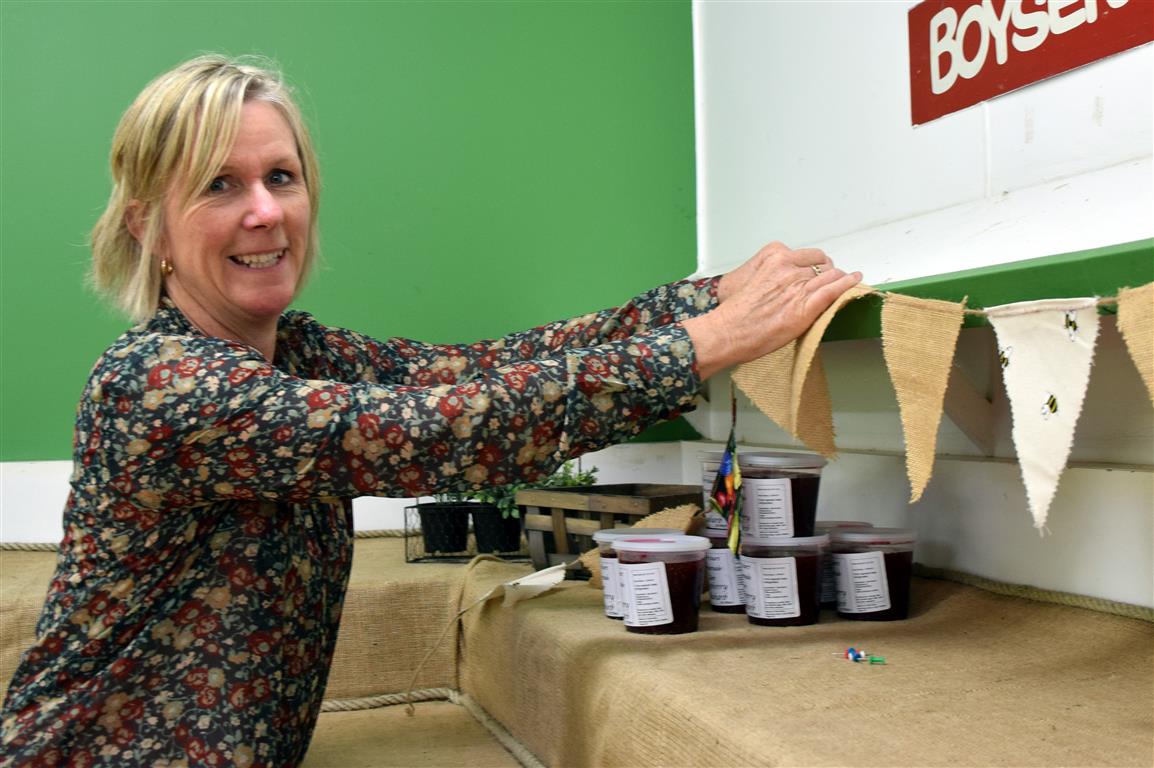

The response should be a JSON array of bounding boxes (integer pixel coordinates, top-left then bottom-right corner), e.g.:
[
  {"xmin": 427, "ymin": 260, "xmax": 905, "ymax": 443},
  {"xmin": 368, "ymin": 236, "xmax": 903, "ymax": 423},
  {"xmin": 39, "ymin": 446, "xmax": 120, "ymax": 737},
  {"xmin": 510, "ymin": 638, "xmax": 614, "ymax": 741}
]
[
  {"xmin": 881, "ymin": 293, "xmax": 966, "ymax": 503},
  {"xmin": 986, "ymin": 298, "xmax": 1100, "ymax": 531},
  {"xmin": 732, "ymin": 283, "xmax": 872, "ymax": 457},
  {"xmin": 1116, "ymin": 282, "xmax": 1154, "ymax": 405}
]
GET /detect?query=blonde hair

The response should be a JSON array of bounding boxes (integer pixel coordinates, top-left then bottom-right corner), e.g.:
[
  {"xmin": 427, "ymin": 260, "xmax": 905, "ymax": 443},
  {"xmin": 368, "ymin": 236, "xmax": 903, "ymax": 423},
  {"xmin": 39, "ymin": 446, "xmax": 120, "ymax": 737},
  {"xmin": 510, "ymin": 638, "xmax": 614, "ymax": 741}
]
[{"xmin": 91, "ymin": 54, "xmax": 321, "ymax": 320}]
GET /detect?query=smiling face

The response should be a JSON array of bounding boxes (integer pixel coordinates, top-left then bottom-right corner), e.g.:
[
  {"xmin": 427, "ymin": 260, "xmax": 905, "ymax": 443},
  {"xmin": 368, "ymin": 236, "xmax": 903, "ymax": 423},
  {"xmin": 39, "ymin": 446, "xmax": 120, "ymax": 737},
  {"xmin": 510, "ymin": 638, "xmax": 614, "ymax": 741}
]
[{"xmin": 159, "ymin": 100, "xmax": 310, "ymax": 352}]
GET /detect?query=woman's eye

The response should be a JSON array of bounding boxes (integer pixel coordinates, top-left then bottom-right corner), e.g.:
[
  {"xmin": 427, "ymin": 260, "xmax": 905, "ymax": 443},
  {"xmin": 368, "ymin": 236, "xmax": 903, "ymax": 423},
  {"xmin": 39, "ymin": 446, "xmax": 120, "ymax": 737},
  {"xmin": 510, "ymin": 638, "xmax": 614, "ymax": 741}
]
[
  {"xmin": 207, "ymin": 177, "xmax": 229, "ymax": 194},
  {"xmin": 268, "ymin": 170, "xmax": 295, "ymax": 186}
]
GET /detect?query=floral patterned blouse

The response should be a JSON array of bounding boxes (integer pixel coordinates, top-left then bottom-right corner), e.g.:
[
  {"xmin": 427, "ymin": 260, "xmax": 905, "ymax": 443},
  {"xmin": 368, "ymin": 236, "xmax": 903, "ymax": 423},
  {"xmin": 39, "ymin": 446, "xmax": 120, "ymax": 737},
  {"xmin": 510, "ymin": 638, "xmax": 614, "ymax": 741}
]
[{"xmin": 0, "ymin": 276, "xmax": 718, "ymax": 767}]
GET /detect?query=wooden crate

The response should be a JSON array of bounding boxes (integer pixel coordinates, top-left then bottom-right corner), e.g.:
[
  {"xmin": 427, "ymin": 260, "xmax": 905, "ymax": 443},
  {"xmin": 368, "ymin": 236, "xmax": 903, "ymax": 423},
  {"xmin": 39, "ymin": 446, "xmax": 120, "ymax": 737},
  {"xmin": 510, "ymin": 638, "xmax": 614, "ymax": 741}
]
[{"xmin": 516, "ymin": 483, "xmax": 701, "ymax": 573}]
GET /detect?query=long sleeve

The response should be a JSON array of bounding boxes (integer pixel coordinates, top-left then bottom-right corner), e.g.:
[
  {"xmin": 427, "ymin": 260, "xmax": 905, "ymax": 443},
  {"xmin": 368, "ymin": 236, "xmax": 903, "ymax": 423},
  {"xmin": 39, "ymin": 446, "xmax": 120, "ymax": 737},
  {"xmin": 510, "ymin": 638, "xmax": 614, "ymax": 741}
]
[
  {"xmin": 325, "ymin": 276, "xmax": 719, "ymax": 387},
  {"xmin": 79, "ymin": 299, "xmax": 706, "ymax": 511},
  {"xmin": 0, "ymin": 292, "xmax": 709, "ymax": 765}
]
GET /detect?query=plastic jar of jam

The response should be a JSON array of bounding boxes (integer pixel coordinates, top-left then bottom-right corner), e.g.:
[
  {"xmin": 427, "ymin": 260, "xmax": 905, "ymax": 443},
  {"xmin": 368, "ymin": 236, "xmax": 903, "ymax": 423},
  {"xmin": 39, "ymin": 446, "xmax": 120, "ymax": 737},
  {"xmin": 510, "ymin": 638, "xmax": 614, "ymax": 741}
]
[
  {"xmin": 612, "ymin": 536, "xmax": 711, "ymax": 634},
  {"xmin": 738, "ymin": 452, "xmax": 826, "ymax": 539},
  {"xmin": 830, "ymin": 528, "xmax": 917, "ymax": 621},
  {"xmin": 740, "ymin": 534, "xmax": 828, "ymax": 626},
  {"xmin": 592, "ymin": 528, "xmax": 682, "ymax": 620},
  {"xmin": 815, "ymin": 521, "xmax": 873, "ymax": 607},
  {"xmin": 698, "ymin": 450, "xmax": 730, "ymax": 536},
  {"xmin": 704, "ymin": 534, "xmax": 746, "ymax": 613}
]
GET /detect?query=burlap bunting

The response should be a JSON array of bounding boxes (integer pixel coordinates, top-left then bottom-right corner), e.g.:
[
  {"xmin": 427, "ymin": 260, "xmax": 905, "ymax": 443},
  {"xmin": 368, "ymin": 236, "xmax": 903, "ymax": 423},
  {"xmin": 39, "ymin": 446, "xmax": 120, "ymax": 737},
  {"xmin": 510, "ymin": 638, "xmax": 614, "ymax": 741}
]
[
  {"xmin": 732, "ymin": 283, "xmax": 872, "ymax": 457},
  {"xmin": 881, "ymin": 294, "xmax": 966, "ymax": 502},
  {"xmin": 725, "ymin": 280, "xmax": 1150, "ymax": 525},
  {"xmin": 1117, "ymin": 283, "xmax": 1154, "ymax": 404}
]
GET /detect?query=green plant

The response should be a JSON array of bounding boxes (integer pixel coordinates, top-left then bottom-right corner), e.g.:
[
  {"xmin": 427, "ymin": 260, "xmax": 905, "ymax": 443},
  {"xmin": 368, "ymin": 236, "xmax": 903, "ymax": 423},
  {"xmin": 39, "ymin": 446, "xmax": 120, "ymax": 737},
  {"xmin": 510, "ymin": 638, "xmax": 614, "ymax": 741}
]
[{"xmin": 473, "ymin": 460, "xmax": 598, "ymax": 519}]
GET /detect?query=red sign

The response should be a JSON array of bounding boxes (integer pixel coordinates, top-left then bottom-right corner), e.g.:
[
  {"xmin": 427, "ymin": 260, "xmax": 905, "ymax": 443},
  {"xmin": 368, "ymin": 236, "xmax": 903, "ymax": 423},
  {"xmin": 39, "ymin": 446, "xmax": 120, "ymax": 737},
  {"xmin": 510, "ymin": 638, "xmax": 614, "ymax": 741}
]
[{"xmin": 908, "ymin": 0, "xmax": 1154, "ymax": 125}]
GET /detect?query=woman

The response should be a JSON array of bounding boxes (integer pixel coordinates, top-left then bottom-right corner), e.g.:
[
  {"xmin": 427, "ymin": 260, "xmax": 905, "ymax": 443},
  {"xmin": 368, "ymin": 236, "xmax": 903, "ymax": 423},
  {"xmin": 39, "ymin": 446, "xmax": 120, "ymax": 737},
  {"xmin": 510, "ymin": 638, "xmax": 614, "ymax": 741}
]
[{"xmin": 0, "ymin": 56, "xmax": 858, "ymax": 766}]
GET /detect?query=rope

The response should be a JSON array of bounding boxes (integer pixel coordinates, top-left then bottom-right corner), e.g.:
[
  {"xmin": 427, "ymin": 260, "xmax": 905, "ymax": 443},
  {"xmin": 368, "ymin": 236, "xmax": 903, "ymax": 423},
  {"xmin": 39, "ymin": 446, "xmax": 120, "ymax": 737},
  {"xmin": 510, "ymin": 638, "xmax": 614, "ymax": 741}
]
[
  {"xmin": 402, "ymin": 554, "xmax": 509, "ymax": 715},
  {"xmin": 864, "ymin": 289, "xmax": 1124, "ymax": 318},
  {"xmin": 0, "ymin": 528, "xmax": 412, "ymax": 552},
  {"xmin": 319, "ymin": 687, "xmax": 545, "ymax": 768},
  {"xmin": 913, "ymin": 563, "xmax": 1154, "ymax": 622},
  {"xmin": 0, "ymin": 542, "xmax": 56, "ymax": 551},
  {"xmin": 455, "ymin": 691, "xmax": 547, "ymax": 768},
  {"xmin": 353, "ymin": 529, "xmax": 409, "ymax": 539},
  {"xmin": 320, "ymin": 686, "xmax": 455, "ymax": 712}
]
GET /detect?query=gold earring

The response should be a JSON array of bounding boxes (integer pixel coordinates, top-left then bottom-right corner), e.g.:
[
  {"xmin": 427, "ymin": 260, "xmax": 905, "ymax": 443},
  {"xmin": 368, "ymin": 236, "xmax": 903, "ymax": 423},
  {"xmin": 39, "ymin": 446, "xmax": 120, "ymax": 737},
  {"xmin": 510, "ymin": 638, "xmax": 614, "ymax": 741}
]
[{"xmin": 160, "ymin": 259, "xmax": 174, "ymax": 276}]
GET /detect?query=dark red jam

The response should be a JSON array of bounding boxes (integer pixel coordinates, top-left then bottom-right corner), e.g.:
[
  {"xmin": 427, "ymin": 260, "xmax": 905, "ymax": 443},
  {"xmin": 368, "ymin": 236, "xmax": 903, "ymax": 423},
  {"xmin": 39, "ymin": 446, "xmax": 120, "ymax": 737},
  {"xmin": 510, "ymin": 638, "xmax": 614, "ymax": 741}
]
[
  {"xmin": 819, "ymin": 552, "xmax": 837, "ymax": 608},
  {"xmin": 712, "ymin": 603, "xmax": 747, "ymax": 614},
  {"xmin": 617, "ymin": 556, "xmax": 705, "ymax": 635},
  {"xmin": 742, "ymin": 472, "xmax": 820, "ymax": 537},
  {"xmin": 788, "ymin": 475, "xmax": 820, "ymax": 537},
  {"xmin": 745, "ymin": 552, "xmax": 821, "ymax": 627},
  {"xmin": 836, "ymin": 550, "xmax": 913, "ymax": 621}
]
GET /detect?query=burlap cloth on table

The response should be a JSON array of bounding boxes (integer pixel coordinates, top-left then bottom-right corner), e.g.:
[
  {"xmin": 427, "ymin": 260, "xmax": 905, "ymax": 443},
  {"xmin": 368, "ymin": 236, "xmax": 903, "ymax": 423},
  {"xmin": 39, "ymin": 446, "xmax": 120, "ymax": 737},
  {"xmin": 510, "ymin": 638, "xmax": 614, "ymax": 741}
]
[
  {"xmin": 459, "ymin": 559, "xmax": 1154, "ymax": 768},
  {"xmin": 303, "ymin": 701, "xmax": 521, "ymax": 768}
]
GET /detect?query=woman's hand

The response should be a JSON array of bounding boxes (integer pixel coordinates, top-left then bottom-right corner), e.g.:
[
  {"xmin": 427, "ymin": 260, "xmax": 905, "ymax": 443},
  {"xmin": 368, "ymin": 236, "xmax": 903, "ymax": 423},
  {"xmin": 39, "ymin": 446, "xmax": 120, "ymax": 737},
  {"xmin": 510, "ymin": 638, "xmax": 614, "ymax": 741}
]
[{"xmin": 685, "ymin": 242, "xmax": 861, "ymax": 380}]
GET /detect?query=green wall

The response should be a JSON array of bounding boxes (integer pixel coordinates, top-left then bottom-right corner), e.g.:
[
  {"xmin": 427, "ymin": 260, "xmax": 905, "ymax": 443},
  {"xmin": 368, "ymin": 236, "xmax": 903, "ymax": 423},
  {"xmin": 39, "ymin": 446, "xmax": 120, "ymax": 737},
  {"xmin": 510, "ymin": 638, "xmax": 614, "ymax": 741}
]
[{"xmin": 0, "ymin": 1, "xmax": 697, "ymax": 461}]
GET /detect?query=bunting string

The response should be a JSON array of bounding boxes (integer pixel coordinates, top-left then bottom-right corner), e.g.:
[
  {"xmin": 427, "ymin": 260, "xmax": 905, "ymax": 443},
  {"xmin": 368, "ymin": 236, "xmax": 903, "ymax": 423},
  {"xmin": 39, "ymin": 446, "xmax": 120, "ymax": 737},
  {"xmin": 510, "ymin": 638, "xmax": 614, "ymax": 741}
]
[{"xmin": 731, "ymin": 280, "xmax": 1153, "ymax": 534}]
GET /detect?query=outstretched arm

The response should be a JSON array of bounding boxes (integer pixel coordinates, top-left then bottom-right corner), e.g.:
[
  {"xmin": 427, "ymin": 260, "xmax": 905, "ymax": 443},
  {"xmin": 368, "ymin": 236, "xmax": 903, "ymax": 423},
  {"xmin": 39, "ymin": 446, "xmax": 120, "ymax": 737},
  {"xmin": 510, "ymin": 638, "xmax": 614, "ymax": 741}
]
[{"xmin": 685, "ymin": 241, "xmax": 861, "ymax": 380}]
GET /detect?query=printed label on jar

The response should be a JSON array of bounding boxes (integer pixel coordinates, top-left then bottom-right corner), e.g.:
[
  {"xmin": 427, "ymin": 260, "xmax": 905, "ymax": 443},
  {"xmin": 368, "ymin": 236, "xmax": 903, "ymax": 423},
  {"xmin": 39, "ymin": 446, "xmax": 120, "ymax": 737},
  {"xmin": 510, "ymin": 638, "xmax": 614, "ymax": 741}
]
[
  {"xmin": 705, "ymin": 549, "xmax": 745, "ymax": 606},
  {"xmin": 600, "ymin": 556, "xmax": 622, "ymax": 618},
  {"xmin": 620, "ymin": 562, "xmax": 673, "ymax": 627},
  {"xmin": 833, "ymin": 551, "xmax": 891, "ymax": 613},
  {"xmin": 741, "ymin": 555, "xmax": 800, "ymax": 619},
  {"xmin": 615, "ymin": 559, "xmax": 629, "ymax": 618},
  {"xmin": 740, "ymin": 478, "xmax": 794, "ymax": 538}
]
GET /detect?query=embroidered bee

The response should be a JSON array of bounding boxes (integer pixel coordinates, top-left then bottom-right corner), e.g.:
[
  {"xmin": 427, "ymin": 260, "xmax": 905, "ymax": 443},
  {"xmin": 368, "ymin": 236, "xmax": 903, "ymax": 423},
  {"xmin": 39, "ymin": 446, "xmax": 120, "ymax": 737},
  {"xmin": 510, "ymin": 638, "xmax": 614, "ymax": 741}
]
[
  {"xmin": 1041, "ymin": 392, "xmax": 1058, "ymax": 418},
  {"xmin": 1064, "ymin": 311, "xmax": 1079, "ymax": 341},
  {"xmin": 998, "ymin": 346, "xmax": 1012, "ymax": 369}
]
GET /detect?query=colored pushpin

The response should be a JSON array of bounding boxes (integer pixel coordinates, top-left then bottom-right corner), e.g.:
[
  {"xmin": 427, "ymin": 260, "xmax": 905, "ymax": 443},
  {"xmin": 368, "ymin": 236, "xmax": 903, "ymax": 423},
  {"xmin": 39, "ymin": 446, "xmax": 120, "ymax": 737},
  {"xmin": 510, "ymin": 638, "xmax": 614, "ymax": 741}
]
[{"xmin": 868, "ymin": 655, "xmax": 886, "ymax": 665}]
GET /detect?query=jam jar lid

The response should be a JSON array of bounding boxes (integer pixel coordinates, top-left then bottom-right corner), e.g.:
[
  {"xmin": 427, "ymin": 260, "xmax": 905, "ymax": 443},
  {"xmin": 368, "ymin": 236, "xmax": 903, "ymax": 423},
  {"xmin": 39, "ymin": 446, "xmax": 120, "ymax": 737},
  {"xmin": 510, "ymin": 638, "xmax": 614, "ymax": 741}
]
[
  {"xmin": 737, "ymin": 451, "xmax": 827, "ymax": 470},
  {"xmin": 742, "ymin": 534, "xmax": 830, "ymax": 548},
  {"xmin": 815, "ymin": 520, "xmax": 874, "ymax": 530},
  {"xmin": 829, "ymin": 527, "xmax": 917, "ymax": 545},
  {"xmin": 592, "ymin": 528, "xmax": 682, "ymax": 543},
  {"xmin": 611, "ymin": 535, "xmax": 712, "ymax": 553}
]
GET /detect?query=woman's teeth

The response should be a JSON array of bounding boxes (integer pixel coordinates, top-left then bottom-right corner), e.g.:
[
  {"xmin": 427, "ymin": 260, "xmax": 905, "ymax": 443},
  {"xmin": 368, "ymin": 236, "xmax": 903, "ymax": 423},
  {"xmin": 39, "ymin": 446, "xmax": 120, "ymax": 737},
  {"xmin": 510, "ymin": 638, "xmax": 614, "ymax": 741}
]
[{"xmin": 231, "ymin": 250, "xmax": 283, "ymax": 268}]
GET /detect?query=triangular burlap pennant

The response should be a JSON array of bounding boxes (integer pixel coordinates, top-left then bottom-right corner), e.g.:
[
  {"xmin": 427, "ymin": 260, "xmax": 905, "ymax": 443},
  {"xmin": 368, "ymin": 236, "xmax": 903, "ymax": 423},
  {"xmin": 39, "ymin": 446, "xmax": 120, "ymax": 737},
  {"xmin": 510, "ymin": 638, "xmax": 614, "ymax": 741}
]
[
  {"xmin": 1116, "ymin": 282, "xmax": 1154, "ymax": 405},
  {"xmin": 881, "ymin": 293, "xmax": 966, "ymax": 502},
  {"xmin": 987, "ymin": 298, "xmax": 1100, "ymax": 531},
  {"xmin": 795, "ymin": 351, "xmax": 837, "ymax": 456},
  {"xmin": 731, "ymin": 341, "xmax": 797, "ymax": 436},
  {"xmin": 733, "ymin": 283, "xmax": 872, "ymax": 457},
  {"xmin": 789, "ymin": 283, "xmax": 873, "ymax": 430}
]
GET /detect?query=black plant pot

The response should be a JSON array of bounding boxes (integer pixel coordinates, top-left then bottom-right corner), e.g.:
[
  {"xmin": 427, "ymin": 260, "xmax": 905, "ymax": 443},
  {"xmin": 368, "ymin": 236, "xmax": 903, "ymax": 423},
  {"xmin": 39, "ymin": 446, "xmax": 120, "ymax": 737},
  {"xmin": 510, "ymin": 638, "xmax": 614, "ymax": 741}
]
[
  {"xmin": 416, "ymin": 503, "xmax": 470, "ymax": 554},
  {"xmin": 471, "ymin": 504, "xmax": 523, "ymax": 553}
]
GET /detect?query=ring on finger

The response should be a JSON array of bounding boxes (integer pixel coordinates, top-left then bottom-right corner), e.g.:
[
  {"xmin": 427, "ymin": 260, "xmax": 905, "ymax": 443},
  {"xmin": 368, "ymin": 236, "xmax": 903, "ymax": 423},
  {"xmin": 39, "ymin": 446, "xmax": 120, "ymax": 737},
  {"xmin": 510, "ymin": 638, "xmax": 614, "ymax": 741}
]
[{"xmin": 811, "ymin": 264, "xmax": 823, "ymax": 276}]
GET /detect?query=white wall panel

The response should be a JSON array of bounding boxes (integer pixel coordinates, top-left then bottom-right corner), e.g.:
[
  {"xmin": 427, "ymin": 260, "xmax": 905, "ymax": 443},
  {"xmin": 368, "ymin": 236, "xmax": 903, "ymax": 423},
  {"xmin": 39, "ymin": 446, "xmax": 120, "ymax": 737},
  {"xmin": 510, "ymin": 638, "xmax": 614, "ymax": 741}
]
[
  {"xmin": 986, "ymin": 47, "xmax": 1154, "ymax": 193},
  {"xmin": 696, "ymin": 1, "xmax": 985, "ymax": 272},
  {"xmin": 692, "ymin": 1, "xmax": 1153, "ymax": 605},
  {"xmin": 695, "ymin": 1, "xmax": 1153, "ymax": 280}
]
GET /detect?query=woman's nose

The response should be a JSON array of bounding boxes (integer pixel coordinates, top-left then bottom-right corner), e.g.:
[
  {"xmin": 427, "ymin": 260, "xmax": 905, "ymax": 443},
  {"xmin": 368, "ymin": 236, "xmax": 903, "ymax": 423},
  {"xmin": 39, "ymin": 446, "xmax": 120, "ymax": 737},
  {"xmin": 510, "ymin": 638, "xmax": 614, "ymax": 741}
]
[{"xmin": 242, "ymin": 184, "xmax": 284, "ymax": 229}]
